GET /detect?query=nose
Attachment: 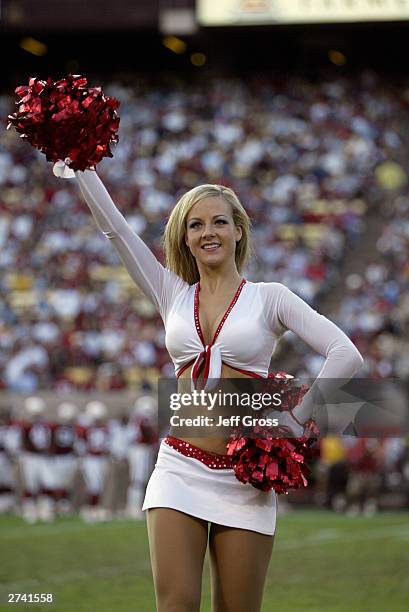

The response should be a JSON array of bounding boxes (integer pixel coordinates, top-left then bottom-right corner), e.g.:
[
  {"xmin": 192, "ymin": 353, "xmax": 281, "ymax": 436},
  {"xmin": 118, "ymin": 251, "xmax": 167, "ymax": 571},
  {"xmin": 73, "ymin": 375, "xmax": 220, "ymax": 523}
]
[{"xmin": 202, "ymin": 224, "xmax": 216, "ymax": 239}]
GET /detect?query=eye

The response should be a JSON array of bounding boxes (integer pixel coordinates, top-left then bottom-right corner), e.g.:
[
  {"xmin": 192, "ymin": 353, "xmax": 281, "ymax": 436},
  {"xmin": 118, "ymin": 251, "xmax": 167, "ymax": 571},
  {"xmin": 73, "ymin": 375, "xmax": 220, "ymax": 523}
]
[
  {"xmin": 189, "ymin": 221, "xmax": 201, "ymax": 228},
  {"xmin": 216, "ymin": 219, "xmax": 227, "ymax": 224}
]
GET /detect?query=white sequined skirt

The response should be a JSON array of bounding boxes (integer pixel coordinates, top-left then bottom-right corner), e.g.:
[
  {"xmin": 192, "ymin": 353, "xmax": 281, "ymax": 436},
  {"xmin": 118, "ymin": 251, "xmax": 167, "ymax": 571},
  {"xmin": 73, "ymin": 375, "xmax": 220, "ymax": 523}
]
[{"xmin": 142, "ymin": 439, "xmax": 277, "ymax": 536}]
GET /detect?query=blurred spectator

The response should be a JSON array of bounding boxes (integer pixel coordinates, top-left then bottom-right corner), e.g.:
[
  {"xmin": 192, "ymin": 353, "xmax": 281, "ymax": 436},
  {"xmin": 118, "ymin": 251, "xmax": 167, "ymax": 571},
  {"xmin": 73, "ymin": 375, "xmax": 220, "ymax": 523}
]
[
  {"xmin": 344, "ymin": 438, "xmax": 385, "ymax": 516},
  {"xmin": 2, "ymin": 71, "xmax": 408, "ymax": 390}
]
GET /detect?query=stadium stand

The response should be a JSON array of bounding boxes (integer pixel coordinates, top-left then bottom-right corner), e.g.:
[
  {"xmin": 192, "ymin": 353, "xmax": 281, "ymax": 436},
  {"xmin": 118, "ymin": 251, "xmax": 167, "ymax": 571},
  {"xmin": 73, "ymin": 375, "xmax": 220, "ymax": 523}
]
[{"xmin": 1, "ymin": 71, "xmax": 408, "ymax": 518}]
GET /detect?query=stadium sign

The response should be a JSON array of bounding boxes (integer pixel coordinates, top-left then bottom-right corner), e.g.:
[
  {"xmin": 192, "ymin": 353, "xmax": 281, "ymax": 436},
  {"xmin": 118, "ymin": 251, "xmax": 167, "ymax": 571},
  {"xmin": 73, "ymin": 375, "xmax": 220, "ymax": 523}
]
[{"xmin": 198, "ymin": 0, "xmax": 409, "ymax": 25}]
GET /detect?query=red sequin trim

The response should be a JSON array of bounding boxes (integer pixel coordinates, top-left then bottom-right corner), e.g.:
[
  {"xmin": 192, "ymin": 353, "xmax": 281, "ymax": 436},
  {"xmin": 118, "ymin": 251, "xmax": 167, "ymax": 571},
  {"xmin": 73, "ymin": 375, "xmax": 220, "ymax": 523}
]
[
  {"xmin": 164, "ymin": 436, "xmax": 234, "ymax": 469},
  {"xmin": 193, "ymin": 285, "xmax": 205, "ymax": 346},
  {"xmin": 194, "ymin": 277, "xmax": 246, "ymax": 348}
]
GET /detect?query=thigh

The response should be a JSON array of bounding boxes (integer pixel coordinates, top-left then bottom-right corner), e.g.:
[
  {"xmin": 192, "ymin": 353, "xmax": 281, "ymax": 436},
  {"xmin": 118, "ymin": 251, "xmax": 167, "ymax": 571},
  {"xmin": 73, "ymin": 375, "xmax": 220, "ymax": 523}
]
[
  {"xmin": 129, "ymin": 445, "xmax": 151, "ymax": 484},
  {"xmin": 0, "ymin": 453, "xmax": 13, "ymax": 487},
  {"xmin": 82, "ymin": 456, "xmax": 107, "ymax": 493},
  {"xmin": 346, "ymin": 472, "xmax": 362, "ymax": 498},
  {"xmin": 20, "ymin": 454, "xmax": 39, "ymax": 493},
  {"xmin": 40, "ymin": 457, "xmax": 56, "ymax": 490},
  {"xmin": 147, "ymin": 508, "xmax": 208, "ymax": 612},
  {"xmin": 209, "ymin": 523, "xmax": 274, "ymax": 612}
]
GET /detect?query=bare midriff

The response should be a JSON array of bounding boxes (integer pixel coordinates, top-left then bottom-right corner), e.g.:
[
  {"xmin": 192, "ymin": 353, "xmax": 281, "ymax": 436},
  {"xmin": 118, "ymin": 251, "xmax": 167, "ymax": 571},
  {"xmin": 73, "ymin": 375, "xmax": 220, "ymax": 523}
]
[{"xmin": 173, "ymin": 361, "xmax": 255, "ymax": 455}]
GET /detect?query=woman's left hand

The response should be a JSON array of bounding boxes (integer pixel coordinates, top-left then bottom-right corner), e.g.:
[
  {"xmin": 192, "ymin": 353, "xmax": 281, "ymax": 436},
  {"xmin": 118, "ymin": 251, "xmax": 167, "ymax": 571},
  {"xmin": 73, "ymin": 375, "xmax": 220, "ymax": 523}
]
[{"xmin": 277, "ymin": 410, "xmax": 305, "ymax": 438}]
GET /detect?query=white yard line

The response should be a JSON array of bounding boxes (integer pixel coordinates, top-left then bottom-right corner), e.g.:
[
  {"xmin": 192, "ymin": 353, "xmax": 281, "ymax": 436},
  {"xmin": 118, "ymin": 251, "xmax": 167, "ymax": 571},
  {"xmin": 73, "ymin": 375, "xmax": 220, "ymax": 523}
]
[
  {"xmin": 1, "ymin": 520, "xmax": 136, "ymax": 539},
  {"xmin": 0, "ymin": 563, "xmax": 150, "ymax": 590},
  {"xmin": 277, "ymin": 524, "xmax": 409, "ymax": 550}
]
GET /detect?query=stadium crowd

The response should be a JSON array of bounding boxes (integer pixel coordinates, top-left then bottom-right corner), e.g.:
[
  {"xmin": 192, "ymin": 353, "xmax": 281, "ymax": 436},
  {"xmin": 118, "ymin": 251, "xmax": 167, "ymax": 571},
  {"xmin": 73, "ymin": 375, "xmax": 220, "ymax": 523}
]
[
  {"xmin": 0, "ymin": 71, "xmax": 408, "ymax": 393},
  {"xmin": 0, "ymin": 70, "xmax": 408, "ymax": 517}
]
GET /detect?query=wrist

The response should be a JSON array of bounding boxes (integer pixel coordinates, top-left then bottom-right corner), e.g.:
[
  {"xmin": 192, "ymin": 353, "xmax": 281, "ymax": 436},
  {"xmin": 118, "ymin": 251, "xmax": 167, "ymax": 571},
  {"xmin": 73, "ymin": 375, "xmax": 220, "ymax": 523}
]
[
  {"xmin": 292, "ymin": 401, "xmax": 314, "ymax": 425},
  {"xmin": 289, "ymin": 409, "xmax": 306, "ymax": 428}
]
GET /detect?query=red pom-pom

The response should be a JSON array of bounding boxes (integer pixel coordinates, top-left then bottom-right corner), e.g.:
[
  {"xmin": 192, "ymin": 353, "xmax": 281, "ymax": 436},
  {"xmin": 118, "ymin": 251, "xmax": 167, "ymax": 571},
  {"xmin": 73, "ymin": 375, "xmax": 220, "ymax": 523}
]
[
  {"xmin": 227, "ymin": 420, "xmax": 320, "ymax": 494},
  {"xmin": 226, "ymin": 372, "xmax": 320, "ymax": 494},
  {"xmin": 7, "ymin": 74, "xmax": 120, "ymax": 171},
  {"xmin": 263, "ymin": 371, "xmax": 310, "ymax": 413}
]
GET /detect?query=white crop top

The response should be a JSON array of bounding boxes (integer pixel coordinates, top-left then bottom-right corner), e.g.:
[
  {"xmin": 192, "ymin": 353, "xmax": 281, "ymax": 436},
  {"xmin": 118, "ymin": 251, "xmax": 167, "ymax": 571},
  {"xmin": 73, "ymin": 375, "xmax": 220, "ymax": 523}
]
[{"xmin": 73, "ymin": 169, "xmax": 364, "ymax": 394}]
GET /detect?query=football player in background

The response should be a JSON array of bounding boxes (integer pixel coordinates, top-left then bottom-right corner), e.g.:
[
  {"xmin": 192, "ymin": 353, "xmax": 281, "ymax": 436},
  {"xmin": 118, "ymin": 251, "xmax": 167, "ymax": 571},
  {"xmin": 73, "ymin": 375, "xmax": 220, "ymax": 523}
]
[
  {"xmin": 17, "ymin": 396, "xmax": 54, "ymax": 523},
  {"xmin": 126, "ymin": 395, "xmax": 158, "ymax": 519},
  {"xmin": 0, "ymin": 408, "xmax": 16, "ymax": 514},
  {"xmin": 77, "ymin": 400, "xmax": 110, "ymax": 522},
  {"xmin": 49, "ymin": 402, "xmax": 79, "ymax": 516}
]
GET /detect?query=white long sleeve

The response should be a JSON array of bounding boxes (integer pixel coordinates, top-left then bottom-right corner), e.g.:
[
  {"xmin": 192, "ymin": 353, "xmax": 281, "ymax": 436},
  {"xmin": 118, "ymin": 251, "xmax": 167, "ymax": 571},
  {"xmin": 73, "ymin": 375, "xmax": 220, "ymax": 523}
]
[
  {"xmin": 273, "ymin": 283, "xmax": 364, "ymax": 423},
  {"xmin": 276, "ymin": 284, "xmax": 364, "ymax": 379},
  {"xmin": 74, "ymin": 169, "xmax": 188, "ymax": 322}
]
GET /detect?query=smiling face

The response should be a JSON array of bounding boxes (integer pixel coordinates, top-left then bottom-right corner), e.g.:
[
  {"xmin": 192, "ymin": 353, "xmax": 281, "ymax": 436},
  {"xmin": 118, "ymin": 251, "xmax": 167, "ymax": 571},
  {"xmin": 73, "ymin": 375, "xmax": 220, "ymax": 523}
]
[
  {"xmin": 164, "ymin": 183, "xmax": 251, "ymax": 285},
  {"xmin": 185, "ymin": 196, "xmax": 242, "ymax": 271}
]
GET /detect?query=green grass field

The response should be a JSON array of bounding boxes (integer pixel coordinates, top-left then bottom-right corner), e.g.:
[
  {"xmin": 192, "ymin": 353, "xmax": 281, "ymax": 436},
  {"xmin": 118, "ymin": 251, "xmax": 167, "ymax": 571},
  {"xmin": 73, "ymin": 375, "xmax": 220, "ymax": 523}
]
[{"xmin": 1, "ymin": 509, "xmax": 408, "ymax": 612}]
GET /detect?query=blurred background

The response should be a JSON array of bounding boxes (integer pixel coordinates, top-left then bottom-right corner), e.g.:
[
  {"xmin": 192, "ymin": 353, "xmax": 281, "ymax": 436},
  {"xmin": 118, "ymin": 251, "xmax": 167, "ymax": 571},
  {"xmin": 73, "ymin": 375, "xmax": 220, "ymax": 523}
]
[{"xmin": 0, "ymin": 1, "xmax": 409, "ymax": 610}]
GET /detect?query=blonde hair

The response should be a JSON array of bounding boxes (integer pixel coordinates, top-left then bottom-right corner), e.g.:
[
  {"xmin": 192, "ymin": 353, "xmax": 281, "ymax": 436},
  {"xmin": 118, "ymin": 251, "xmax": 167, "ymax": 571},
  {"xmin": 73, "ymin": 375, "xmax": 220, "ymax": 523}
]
[{"xmin": 162, "ymin": 184, "xmax": 253, "ymax": 285}]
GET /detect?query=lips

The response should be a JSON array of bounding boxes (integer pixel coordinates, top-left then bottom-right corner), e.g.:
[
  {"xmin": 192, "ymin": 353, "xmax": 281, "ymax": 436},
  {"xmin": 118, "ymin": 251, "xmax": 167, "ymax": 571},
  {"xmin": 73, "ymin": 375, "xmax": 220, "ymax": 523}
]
[{"xmin": 202, "ymin": 242, "xmax": 221, "ymax": 251}]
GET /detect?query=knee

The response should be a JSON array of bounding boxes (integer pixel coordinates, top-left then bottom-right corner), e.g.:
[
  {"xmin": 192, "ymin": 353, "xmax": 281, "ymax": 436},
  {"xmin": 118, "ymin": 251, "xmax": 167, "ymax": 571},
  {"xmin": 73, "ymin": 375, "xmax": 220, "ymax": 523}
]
[
  {"xmin": 157, "ymin": 605, "xmax": 198, "ymax": 612},
  {"xmin": 156, "ymin": 585, "xmax": 201, "ymax": 612}
]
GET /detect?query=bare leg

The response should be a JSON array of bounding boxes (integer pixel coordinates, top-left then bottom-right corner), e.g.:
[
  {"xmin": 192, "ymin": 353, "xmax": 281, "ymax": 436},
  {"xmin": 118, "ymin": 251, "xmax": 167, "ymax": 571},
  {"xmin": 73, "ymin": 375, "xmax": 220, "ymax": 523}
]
[
  {"xmin": 209, "ymin": 523, "xmax": 274, "ymax": 612},
  {"xmin": 146, "ymin": 508, "xmax": 209, "ymax": 612}
]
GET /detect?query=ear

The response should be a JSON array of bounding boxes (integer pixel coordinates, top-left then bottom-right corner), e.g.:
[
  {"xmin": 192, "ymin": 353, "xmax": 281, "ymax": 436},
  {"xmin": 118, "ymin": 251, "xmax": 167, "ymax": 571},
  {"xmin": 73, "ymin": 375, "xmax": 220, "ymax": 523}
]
[{"xmin": 235, "ymin": 225, "xmax": 242, "ymax": 243}]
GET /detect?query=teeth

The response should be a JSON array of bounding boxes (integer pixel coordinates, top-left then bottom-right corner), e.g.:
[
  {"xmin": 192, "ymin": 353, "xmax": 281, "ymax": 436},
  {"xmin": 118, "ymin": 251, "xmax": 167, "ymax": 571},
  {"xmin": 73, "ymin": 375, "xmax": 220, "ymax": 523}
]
[{"xmin": 203, "ymin": 244, "xmax": 220, "ymax": 250}]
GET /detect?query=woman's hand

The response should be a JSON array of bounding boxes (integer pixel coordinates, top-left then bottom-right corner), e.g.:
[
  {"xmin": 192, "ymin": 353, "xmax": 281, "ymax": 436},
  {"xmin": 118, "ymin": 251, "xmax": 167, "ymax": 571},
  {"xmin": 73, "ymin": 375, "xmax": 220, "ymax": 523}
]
[{"xmin": 277, "ymin": 410, "xmax": 306, "ymax": 438}]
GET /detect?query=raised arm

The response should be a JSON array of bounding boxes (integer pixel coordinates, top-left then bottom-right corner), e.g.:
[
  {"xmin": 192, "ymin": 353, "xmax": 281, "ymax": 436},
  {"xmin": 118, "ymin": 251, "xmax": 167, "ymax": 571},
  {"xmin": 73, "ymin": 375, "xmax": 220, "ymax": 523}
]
[
  {"xmin": 74, "ymin": 169, "xmax": 188, "ymax": 321},
  {"xmin": 265, "ymin": 282, "xmax": 364, "ymax": 426}
]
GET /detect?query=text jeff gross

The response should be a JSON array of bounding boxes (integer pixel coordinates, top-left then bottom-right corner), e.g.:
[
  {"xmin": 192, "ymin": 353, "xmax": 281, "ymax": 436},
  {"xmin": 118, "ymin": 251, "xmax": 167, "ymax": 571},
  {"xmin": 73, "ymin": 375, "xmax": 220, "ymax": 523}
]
[{"xmin": 170, "ymin": 415, "xmax": 279, "ymax": 427}]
